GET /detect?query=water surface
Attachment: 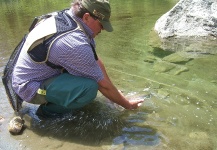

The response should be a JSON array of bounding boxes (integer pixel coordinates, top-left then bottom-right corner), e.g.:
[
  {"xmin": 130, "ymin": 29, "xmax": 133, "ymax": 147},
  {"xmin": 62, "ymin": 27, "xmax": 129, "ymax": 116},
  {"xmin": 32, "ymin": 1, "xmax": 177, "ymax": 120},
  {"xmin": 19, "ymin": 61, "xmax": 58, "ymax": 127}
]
[{"xmin": 0, "ymin": 0, "xmax": 216, "ymax": 150}]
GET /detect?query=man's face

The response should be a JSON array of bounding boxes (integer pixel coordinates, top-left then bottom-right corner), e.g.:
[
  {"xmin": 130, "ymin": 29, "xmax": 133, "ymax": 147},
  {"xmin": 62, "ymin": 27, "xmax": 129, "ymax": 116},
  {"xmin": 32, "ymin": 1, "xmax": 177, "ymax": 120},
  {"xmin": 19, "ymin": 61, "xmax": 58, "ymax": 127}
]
[{"xmin": 83, "ymin": 13, "xmax": 104, "ymax": 38}]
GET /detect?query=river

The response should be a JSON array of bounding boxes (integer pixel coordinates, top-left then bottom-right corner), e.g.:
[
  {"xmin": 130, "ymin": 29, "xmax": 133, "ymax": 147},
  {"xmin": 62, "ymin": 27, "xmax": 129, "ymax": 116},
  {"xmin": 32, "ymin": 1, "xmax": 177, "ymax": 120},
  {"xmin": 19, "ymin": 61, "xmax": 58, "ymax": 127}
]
[{"xmin": 0, "ymin": 0, "xmax": 216, "ymax": 150}]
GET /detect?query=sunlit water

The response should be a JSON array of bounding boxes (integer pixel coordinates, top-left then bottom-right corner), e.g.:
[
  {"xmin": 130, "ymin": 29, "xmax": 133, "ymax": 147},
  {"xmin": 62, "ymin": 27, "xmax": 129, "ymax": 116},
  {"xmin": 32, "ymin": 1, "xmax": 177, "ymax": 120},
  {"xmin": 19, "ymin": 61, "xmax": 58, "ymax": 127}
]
[{"xmin": 0, "ymin": 0, "xmax": 216, "ymax": 150}]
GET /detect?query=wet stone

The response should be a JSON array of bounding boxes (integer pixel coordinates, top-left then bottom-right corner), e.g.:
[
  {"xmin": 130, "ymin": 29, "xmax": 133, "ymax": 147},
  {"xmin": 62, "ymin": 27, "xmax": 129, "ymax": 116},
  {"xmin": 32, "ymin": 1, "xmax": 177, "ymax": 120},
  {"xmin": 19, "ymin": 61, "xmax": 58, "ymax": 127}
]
[
  {"xmin": 162, "ymin": 52, "xmax": 192, "ymax": 64},
  {"xmin": 8, "ymin": 116, "xmax": 25, "ymax": 134},
  {"xmin": 153, "ymin": 61, "xmax": 176, "ymax": 72},
  {"xmin": 144, "ymin": 55, "xmax": 158, "ymax": 63},
  {"xmin": 174, "ymin": 66, "xmax": 189, "ymax": 75},
  {"xmin": 153, "ymin": 59, "xmax": 189, "ymax": 75}
]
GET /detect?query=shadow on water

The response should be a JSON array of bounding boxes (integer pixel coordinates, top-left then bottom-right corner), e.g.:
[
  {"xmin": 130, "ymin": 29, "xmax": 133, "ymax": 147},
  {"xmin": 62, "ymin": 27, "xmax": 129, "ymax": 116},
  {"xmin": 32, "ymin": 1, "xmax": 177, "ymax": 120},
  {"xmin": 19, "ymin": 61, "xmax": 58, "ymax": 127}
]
[
  {"xmin": 150, "ymin": 47, "xmax": 174, "ymax": 58},
  {"xmin": 19, "ymin": 97, "xmax": 161, "ymax": 148}
]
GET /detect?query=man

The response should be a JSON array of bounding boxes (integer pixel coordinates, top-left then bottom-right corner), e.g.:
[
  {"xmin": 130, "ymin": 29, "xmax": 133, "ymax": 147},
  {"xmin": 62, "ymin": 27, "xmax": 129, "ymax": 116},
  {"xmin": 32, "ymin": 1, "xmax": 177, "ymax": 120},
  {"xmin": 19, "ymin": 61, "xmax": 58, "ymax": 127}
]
[{"xmin": 12, "ymin": 0, "xmax": 144, "ymax": 118}]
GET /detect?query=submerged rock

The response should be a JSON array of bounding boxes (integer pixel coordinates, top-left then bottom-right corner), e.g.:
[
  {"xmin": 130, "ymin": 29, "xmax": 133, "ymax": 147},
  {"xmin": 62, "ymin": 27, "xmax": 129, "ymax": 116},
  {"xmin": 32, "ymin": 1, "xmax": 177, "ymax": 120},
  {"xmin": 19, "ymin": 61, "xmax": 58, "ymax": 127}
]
[
  {"xmin": 144, "ymin": 55, "xmax": 158, "ymax": 63},
  {"xmin": 153, "ymin": 60, "xmax": 189, "ymax": 75},
  {"xmin": 153, "ymin": 61, "xmax": 176, "ymax": 73},
  {"xmin": 174, "ymin": 66, "xmax": 189, "ymax": 75},
  {"xmin": 162, "ymin": 52, "xmax": 192, "ymax": 63}
]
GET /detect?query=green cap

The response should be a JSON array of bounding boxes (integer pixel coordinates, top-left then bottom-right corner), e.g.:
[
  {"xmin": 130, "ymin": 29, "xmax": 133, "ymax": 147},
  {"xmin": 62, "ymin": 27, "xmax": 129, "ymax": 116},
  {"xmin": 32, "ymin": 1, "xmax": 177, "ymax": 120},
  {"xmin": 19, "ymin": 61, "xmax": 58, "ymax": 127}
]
[{"xmin": 81, "ymin": 0, "xmax": 113, "ymax": 32}]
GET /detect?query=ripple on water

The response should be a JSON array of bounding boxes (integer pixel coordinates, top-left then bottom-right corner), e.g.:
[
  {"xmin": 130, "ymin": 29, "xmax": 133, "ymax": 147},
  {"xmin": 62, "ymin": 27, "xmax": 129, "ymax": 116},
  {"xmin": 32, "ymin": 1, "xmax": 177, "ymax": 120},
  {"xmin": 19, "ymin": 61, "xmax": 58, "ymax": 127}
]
[{"xmin": 20, "ymin": 98, "xmax": 163, "ymax": 148}]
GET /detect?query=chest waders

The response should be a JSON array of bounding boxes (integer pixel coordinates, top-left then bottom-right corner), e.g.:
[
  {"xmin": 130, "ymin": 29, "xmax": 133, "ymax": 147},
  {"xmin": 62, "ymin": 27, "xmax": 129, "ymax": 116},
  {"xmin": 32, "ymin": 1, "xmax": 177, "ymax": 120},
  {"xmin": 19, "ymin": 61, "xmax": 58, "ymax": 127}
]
[{"xmin": 2, "ymin": 9, "xmax": 98, "ymax": 112}]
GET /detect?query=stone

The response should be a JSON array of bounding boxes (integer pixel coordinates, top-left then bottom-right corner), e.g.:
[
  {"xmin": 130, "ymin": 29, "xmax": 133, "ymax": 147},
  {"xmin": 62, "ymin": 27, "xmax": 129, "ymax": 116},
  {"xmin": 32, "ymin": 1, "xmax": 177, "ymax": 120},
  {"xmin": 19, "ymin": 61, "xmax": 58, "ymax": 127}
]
[
  {"xmin": 153, "ymin": 61, "xmax": 176, "ymax": 72},
  {"xmin": 144, "ymin": 55, "xmax": 158, "ymax": 63},
  {"xmin": 174, "ymin": 66, "xmax": 189, "ymax": 75},
  {"xmin": 8, "ymin": 116, "xmax": 24, "ymax": 134},
  {"xmin": 153, "ymin": 0, "xmax": 217, "ymax": 56},
  {"xmin": 155, "ymin": 0, "xmax": 217, "ymax": 38},
  {"xmin": 153, "ymin": 59, "xmax": 189, "ymax": 75},
  {"xmin": 162, "ymin": 52, "xmax": 192, "ymax": 63}
]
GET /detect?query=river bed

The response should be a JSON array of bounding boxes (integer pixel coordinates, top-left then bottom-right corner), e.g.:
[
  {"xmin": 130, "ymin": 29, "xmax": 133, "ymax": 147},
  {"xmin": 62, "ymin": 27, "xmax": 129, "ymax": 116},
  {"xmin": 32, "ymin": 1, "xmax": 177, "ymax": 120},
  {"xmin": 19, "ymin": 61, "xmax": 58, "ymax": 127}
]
[{"xmin": 0, "ymin": 0, "xmax": 217, "ymax": 150}]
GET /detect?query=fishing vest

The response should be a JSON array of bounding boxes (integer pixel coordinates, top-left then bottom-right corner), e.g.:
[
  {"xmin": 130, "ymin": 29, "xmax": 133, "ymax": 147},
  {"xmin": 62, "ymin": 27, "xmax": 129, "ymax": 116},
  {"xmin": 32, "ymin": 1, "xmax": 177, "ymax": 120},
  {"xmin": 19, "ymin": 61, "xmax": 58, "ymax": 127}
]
[{"xmin": 25, "ymin": 9, "xmax": 98, "ymax": 69}]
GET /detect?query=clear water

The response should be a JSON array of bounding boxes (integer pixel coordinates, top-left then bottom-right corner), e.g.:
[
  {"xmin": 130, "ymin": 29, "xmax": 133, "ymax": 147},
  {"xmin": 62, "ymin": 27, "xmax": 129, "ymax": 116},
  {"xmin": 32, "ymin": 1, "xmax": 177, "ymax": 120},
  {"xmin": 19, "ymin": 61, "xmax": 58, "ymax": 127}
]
[{"xmin": 0, "ymin": 0, "xmax": 216, "ymax": 149}]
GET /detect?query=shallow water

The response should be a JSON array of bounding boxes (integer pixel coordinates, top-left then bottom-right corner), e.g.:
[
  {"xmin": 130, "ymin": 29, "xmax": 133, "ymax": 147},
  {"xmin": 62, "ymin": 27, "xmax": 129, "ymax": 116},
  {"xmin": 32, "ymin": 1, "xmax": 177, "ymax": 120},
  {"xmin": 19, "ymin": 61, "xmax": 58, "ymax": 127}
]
[{"xmin": 0, "ymin": 0, "xmax": 217, "ymax": 150}]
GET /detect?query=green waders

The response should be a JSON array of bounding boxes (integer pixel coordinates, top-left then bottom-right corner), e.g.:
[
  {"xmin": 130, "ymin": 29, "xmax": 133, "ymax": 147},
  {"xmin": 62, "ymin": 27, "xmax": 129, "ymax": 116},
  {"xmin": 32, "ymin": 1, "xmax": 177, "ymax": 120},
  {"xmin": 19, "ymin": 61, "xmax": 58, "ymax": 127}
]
[{"xmin": 31, "ymin": 73, "xmax": 98, "ymax": 117}]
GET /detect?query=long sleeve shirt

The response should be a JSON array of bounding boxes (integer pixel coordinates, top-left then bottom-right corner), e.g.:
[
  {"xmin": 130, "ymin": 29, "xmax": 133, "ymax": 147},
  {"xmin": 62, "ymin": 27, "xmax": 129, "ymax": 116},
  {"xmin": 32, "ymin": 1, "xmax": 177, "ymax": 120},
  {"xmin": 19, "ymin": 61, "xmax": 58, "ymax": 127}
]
[{"xmin": 12, "ymin": 9, "xmax": 103, "ymax": 102}]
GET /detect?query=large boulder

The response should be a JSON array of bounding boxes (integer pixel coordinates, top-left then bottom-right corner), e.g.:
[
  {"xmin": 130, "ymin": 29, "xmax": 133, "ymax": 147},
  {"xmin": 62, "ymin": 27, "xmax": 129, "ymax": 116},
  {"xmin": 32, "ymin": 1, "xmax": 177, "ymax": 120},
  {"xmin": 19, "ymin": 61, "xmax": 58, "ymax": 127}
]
[
  {"xmin": 152, "ymin": 0, "xmax": 217, "ymax": 56},
  {"xmin": 155, "ymin": 0, "xmax": 217, "ymax": 38}
]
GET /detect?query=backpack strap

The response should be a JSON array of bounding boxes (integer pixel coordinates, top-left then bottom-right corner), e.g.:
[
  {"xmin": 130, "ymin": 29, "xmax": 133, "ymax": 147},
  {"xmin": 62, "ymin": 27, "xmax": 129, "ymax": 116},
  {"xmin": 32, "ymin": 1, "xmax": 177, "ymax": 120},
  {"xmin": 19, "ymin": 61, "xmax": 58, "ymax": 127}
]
[{"xmin": 27, "ymin": 9, "xmax": 98, "ymax": 70}]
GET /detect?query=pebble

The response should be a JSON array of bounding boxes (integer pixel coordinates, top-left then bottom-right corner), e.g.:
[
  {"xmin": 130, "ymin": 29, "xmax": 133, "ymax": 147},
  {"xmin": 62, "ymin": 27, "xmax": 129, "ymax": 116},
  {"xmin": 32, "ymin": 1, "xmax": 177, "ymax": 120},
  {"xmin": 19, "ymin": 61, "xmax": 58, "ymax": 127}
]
[{"xmin": 8, "ymin": 116, "xmax": 25, "ymax": 134}]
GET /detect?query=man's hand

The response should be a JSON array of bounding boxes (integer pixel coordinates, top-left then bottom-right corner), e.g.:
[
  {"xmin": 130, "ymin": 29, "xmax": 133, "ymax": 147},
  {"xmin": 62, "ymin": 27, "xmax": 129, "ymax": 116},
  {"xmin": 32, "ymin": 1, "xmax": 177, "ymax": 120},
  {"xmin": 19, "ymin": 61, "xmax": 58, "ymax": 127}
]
[
  {"xmin": 126, "ymin": 99, "xmax": 144, "ymax": 110},
  {"xmin": 118, "ymin": 90, "xmax": 144, "ymax": 110},
  {"xmin": 97, "ymin": 58, "xmax": 144, "ymax": 110}
]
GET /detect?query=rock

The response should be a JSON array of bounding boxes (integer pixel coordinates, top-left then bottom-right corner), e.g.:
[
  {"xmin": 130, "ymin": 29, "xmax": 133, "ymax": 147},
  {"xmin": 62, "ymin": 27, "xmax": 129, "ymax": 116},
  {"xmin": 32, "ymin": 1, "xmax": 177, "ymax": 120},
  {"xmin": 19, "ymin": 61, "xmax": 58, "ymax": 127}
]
[
  {"xmin": 144, "ymin": 55, "xmax": 158, "ymax": 63},
  {"xmin": 153, "ymin": 60, "xmax": 189, "ymax": 75},
  {"xmin": 152, "ymin": 0, "xmax": 217, "ymax": 56},
  {"xmin": 162, "ymin": 52, "xmax": 192, "ymax": 64},
  {"xmin": 155, "ymin": 0, "xmax": 217, "ymax": 38},
  {"xmin": 8, "ymin": 116, "xmax": 24, "ymax": 134},
  {"xmin": 153, "ymin": 61, "xmax": 176, "ymax": 72},
  {"xmin": 174, "ymin": 66, "xmax": 189, "ymax": 75}
]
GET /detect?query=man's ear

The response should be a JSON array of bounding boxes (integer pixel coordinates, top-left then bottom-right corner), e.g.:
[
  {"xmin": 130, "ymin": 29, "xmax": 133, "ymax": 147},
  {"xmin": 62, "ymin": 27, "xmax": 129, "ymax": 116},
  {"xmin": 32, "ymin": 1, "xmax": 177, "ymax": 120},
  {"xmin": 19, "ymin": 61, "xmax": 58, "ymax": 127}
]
[{"xmin": 82, "ymin": 13, "xmax": 91, "ymax": 23}]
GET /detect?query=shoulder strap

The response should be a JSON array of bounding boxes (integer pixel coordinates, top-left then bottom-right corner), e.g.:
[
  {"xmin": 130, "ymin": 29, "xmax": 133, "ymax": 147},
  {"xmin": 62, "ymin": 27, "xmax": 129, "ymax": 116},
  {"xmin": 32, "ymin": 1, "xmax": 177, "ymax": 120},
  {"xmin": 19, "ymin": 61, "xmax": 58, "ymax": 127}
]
[
  {"xmin": 90, "ymin": 43, "xmax": 98, "ymax": 60},
  {"xmin": 27, "ymin": 9, "xmax": 99, "ymax": 70},
  {"xmin": 27, "ymin": 9, "xmax": 79, "ymax": 64}
]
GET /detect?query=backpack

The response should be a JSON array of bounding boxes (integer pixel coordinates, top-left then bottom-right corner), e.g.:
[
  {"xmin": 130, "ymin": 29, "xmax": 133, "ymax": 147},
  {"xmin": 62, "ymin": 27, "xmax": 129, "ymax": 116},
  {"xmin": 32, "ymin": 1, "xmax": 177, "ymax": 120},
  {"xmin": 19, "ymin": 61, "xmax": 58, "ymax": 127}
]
[{"xmin": 2, "ymin": 9, "xmax": 97, "ymax": 112}]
